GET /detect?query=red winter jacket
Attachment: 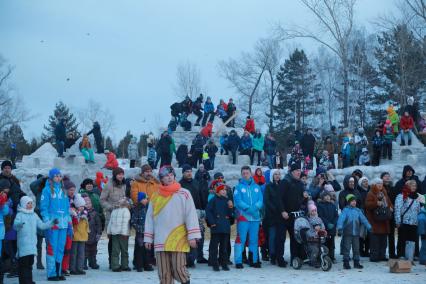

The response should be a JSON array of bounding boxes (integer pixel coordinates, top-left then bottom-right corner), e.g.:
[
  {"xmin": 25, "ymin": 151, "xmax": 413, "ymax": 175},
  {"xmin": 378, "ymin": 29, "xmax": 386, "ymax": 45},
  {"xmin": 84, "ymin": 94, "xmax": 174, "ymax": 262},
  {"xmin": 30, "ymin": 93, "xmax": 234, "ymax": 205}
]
[
  {"xmin": 104, "ymin": 152, "xmax": 119, "ymax": 169},
  {"xmin": 201, "ymin": 122, "xmax": 213, "ymax": 138},
  {"xmin": 244, "ymin": 119, "xmax": 255, "ymax": 134},
  {"xmin": 400, "ymin": 115, "xmax": 414, "ymax": 130}
]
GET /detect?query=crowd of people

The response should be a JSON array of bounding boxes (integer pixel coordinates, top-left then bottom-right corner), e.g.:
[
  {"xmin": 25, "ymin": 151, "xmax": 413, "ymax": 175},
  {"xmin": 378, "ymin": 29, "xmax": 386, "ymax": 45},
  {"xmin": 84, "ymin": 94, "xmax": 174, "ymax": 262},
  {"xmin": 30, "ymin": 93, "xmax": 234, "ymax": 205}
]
[{"xmin": 1, "ymin": 155, "xmax": 426, "ymax": 284}]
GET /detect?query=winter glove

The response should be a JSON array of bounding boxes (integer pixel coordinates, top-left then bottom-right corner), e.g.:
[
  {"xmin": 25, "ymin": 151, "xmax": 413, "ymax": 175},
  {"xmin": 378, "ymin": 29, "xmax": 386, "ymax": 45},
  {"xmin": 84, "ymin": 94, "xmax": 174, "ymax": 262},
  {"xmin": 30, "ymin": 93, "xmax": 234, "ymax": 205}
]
[
  {"xmin": 96, "ymin": 234, "xmax": 102, "ymax": 242},
  {"xmin": 327, "ymin": 224, "xmax": 335, "ymax": 230},
  {"xmin": 0, "ymin": 193, "xmax": 7, "ymax": 206}
]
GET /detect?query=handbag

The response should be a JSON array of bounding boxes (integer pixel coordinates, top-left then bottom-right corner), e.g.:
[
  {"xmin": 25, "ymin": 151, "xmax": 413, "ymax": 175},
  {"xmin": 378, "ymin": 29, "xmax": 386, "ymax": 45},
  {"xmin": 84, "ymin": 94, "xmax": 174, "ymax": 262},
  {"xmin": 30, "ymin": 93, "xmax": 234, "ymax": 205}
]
[{"xmin": 373, "ymin": 206, "xmax": 392, "ymax": 221}]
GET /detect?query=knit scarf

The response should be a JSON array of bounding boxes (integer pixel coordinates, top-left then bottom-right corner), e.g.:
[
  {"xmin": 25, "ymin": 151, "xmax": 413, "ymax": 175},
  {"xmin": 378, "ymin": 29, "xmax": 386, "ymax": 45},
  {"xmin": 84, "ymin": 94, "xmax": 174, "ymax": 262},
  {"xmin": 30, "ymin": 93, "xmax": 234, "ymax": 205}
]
[{"xmin": 159, "ymin": 181, "xmax": 181, "ymax": 197}]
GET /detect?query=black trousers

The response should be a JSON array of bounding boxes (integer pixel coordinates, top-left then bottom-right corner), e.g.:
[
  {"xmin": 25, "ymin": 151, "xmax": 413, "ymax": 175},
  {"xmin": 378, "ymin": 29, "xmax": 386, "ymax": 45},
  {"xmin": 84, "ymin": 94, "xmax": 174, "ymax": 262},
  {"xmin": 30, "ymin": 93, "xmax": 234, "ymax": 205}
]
[
  {"xmin": 388, "ymin": 219, "xmax": 397, "ymax": 258},
  {"xmin": 160, "ymin": 153, "xmax": 172, "ymax": 167},
  {"xmin": 274, "ymin": 222, "xmax": 288, "ymax": 265},
  {"xmin": 278, "ymin": 219, "xmax": 303, "ymax": 262},
  {"xmin": 372, "ymin": 148, "xmax": 381, "ymax": 166},
  {"xmin": 201, "ymin": 112, "xmax": 215, "ymax": 126},
  {"xmin": 325, "ymin": 235, "xmax": 335, "ymax": 260},
  {"xmin": 209, "ymin": 233, "xmax": 229, "ymax": 266},
  {"xmin": 18, "ymin": 255, "xmax": 34, "ymax": 284},
  {"xmin": 133, "ymin": 241, "xmax": 149, "ymax": 269},
  {"xmin": 250, "ymin": 150, "xmax": 262, "ymax": 166},
  {"xmin": 231, "ymin": 150, "xmax": 237, "ymax": 165},
  {"xmin": 369, "ymin": 233, "xmax": 387, "ymax": 261},
  {"xmin": 382, "ymin": 142, "xmax": 392, "ymax": 159},
  {"xmin": 359, "ymin": 234, "xmax": 370, "ymax": 256},
  {"xmin": 397, "ymin": 224, "xmax": 419, "ymax": 258}
]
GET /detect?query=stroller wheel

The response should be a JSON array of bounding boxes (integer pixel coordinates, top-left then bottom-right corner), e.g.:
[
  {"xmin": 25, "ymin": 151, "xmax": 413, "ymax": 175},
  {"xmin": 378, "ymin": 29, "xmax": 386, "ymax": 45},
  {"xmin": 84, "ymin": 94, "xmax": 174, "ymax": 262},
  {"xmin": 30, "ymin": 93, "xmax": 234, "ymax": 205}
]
[
  {"xmin": 321, "ymin": 256, "xmax": 332, "ymax": 271},
  {"xmin": 292, "ymin": 257, "xmax": 303, "ymax": 270}
]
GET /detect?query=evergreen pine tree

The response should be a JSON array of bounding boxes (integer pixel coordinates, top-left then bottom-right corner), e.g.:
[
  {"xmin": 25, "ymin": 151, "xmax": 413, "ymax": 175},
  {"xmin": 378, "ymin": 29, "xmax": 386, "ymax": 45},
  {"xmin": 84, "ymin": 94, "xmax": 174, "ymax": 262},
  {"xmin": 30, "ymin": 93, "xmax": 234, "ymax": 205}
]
[
  {"xmin": 275, "ymin": 49, "xmax": 319, "ymax": 132},
  {"xmin": 375, "ymin": 24, "xmax": 426, "ymax": 109},
  {"xmin": 1, "ymin": 124, "xmax": 30, "ymax": 158},
  {"xmin": 117, "ymin": 131, "xmax": 133, "ymax": 158},
  {"xmin": 105, "ymin": 136, "xmax": 114, "ymax": 152},
  {"xmin": 29, "ymin": 137, "xmax": 39, "ymax": 154},
  {"xmin": 42, "ymin": 101, "xmax": 80, "ymax": 142}
]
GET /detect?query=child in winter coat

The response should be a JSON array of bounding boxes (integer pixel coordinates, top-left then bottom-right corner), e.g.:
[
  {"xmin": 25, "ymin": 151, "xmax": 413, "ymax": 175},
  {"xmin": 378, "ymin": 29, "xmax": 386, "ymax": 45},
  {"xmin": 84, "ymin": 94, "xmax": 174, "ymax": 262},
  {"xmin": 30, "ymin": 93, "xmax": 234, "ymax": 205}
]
[
  {"xmin": 317, "ymin": 191, "xmax": 338, "ymax": 261},
  {"xmin": 83, "ymin": 196, "xmax": 102, "ymax": 270},
  {"xmin": 147, "ymin": 143, "xmax": 157, "ymax": 169},
  {"xmin": 337, "ymin": 194, "xmax": 372, "ymax": 270},
  {"xmin": 372, "ymin": 130, "xmax": 383, "ymax": 166},
  {"xmin": 206, "ymin": 183, "xmax": 234, "ymax": 272},
  {"xmin": 70, "ymin": 195, "xmax": 89, "ymax": 275},
  {"xmin": 382, "ymin": 119, "xmax": 394, "ymax": 160},
  {"xmin": 130, "ymin": 192, "xmax": 153, "ymax": 272},
  {"xmin": 107, "ymin": 198, "xmax": 131, "ymax": 272},
  {"xmin": 13, "ymin": 196, "xmax": 57, "ymax": 284},
  {"xmin": 358, "ymin": 148, "xmax": 371, "ymax": 166},
  {"xmin": 306, "ymin": 204, "xmax": 327, "ymax": 268}
]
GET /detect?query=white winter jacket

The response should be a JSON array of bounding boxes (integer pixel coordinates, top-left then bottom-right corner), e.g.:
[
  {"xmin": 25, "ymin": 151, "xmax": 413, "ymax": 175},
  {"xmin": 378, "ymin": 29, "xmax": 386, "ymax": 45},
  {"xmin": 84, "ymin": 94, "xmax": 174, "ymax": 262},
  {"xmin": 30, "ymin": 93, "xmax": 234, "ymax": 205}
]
[{"xmin": 107, "ymin": 207, "xmax": 130, "ymax": 236}]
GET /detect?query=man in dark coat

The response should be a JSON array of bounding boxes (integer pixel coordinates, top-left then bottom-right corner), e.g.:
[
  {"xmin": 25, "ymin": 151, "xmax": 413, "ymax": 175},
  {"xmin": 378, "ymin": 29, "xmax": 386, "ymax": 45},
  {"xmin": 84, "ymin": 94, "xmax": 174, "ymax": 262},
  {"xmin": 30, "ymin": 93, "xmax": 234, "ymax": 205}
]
[
  {"xmin": 179, "ymin": 165, "xmax": 208, "ymax": 266},
  {"xmin": 87, "ymin": 121, "xmax": 104, "ymax": 154},
  {"xmin": 226, "ymin": 99, "xmax": 237, "ymax": 127},
  {"xmin": 394, "ymin": 165, "xmax": 423, "ymax": 195},
  {"xmin": 277, "ymin": 162, "xmax": 305, "ymax": 263},
  {"xmin": 157, "ymin": 132, "xmax": 173, "ymax": 167},
  {"xmin": 54, "ymin": 119, "xmax": 66, "ymax": 157},
  {"xmin": 192, "ymin": 95, "xmax": 204, "ymax": 126},
  {"xmin": 300, "ymin": 128, "xmax": 316, "ymax": 159}
]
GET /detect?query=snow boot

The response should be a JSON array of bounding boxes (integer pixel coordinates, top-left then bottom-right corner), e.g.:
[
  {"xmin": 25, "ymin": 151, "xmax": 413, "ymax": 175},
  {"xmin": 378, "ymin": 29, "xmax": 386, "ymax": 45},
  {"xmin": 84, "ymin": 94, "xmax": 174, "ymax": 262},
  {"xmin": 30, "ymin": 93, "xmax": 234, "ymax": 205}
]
[
  {"xmin": 343, "ymin": 261, "xmax": 351, "ymax": 269},
  {"xmin": 235, "ymin": 264, "xmax": 244, "ymax": 269},
  {"xmin": 248, "ymin": 252, "xmax": 254, "ymax": 267},
  {"xmin": 408, "ymin": 140, "xmax": 412, "ymax": 146},
  {"xmin": 212, "ymin": 265, "xmax": 220, "ymax": 272},
  {"xmin": 56, "ymin": 262, "xmax": 66, "ymax": 281},
  {"xmin": 353, "ymin": 261, "xmax": 363, "ymax": 269},
  {"xmin": 83, "ymin": 258, "xmax": 89, "ymax": 270},
  {"xmin": 221, "ymin": 264, "xmax": 230, "ymax": 271},
  {"xmin": 36, "ymin": 246, "xmax": 44, "ymax": 270},
  {"xmin": 89, "ymin": 257, "xmax": 99, "ymax": 270},
  {"xmin": 405, "ymin": 241, "xmax": 415, "ymax": 262}
]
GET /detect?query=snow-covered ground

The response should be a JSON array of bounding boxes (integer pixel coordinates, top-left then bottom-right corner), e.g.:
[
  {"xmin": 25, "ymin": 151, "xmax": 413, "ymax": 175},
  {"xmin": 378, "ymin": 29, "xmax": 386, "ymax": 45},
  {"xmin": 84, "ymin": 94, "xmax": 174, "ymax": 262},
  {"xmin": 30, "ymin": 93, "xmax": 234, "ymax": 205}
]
[{"xmin": 5, "ymin": 236, "xmax": 425, "ymax": 284}]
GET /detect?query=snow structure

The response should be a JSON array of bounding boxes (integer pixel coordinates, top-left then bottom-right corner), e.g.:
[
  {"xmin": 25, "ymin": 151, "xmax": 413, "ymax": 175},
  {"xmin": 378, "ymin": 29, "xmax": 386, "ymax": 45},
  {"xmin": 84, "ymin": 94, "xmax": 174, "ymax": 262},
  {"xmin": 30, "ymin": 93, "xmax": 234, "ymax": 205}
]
[{"xmin": 11, "ymin": 113, "xmax": 426, "ymax": 198}]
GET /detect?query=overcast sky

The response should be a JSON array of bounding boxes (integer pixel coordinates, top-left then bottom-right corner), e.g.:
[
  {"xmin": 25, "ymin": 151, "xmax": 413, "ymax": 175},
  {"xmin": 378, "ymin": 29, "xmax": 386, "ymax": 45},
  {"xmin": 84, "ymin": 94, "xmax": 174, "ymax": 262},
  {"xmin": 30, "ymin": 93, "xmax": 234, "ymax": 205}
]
[{"xmin": 0, "ymin": 0, "xmax": 395, "ymax": 141}]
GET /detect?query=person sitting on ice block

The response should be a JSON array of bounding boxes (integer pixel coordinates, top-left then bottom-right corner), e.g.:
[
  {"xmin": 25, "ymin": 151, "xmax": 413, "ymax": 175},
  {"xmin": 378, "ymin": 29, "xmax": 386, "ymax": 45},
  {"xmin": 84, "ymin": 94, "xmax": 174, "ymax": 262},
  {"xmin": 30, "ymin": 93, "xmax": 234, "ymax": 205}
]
[
  {"xmin": 400, "ymin": 111, "xmax": 414, "ymax": 146},
  {"xmin": 103, "ymin": 150, "xmax": 119, "ymax": 170}
]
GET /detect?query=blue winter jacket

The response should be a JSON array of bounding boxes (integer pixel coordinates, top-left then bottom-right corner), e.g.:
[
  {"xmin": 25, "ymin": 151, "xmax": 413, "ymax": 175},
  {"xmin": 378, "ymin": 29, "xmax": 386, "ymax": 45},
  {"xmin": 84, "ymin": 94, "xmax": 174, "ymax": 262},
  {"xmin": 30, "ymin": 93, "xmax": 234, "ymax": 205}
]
[
  {"xmin": 337, "ymin": 206, "xmax": 371, "ymax": 236},
  {"xmin": 14, "ymin": 206, "xmax": 53, "ymax": 257},
  {"xmin": 0, "ymin": 201, "xmax": 10, "ymax": 240},
  {"xmin": 418, "ymin": 209, "xmax": 426, "ymax": 236},
  {"xmin": 240, "ymin": 135, "xmax": 253, "ymax": 151},
  {"xmin": 206, "ymin": 195, "xmax": 234, "ymax": 234},
  {"xmin": 40, "ymin": 180, "xmax": 71, "ymax": 229},
  {"xmin": 204, "ymin": 102, "xmax": 214, "ymax": 113},
  {"xmin": 234, "ymin": 177, "xmax": 263, "ymax": 222}
]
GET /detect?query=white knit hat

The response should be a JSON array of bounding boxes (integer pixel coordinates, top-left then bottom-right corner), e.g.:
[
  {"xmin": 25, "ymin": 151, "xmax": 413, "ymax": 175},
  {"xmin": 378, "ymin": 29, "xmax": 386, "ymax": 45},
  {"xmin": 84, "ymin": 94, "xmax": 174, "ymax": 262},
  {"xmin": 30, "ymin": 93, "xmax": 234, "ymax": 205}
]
[
  {"xmin": 74, "ymin": 194, "xmax": 86, "ymax": 208},
  {"xmin": 20, "ymin": 196, "xmax": 33, "ymax": 208}
]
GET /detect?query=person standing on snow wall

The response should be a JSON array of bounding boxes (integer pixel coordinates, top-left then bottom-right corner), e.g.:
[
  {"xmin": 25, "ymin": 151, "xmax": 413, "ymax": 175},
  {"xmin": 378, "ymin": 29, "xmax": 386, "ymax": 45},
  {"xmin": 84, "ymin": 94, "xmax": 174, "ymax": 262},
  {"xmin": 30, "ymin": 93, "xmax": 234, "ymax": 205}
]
[{"xmin": 87, "ymin": 121, "xmax": 104, "ymax": 154}]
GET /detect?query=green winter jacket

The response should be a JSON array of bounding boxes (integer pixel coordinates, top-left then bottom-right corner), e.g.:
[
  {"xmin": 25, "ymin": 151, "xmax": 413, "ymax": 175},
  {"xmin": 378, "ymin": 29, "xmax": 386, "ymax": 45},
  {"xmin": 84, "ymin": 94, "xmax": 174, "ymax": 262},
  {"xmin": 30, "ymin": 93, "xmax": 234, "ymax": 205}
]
[{"xmin": 252, "ymin": 135, "xmax": 265, "ymax": 151}]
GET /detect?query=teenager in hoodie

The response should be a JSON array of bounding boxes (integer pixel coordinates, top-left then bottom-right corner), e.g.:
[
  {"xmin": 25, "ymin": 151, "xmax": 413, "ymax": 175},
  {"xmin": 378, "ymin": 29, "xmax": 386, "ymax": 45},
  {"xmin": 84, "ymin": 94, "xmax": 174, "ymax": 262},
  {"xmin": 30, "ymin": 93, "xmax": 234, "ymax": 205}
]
[
  {"xmin": 14, "ymin": 196, "xmax": 57, "ymax": 284},
  {"xmin": 251, "ymin": 130, "xmax": 264, "ymax": 166},
  {"xmin": 233, "ymin": 166, "xmax": 263, "ymax": 269}
]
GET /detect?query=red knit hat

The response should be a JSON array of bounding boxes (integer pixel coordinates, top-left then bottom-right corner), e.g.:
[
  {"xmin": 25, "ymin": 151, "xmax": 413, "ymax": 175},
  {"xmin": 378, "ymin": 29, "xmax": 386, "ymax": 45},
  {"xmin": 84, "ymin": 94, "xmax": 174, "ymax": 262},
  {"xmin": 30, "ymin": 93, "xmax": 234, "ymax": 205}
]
[{"xmin": 215, "ymin": 182, "xmax": 226, "ymax": 193}]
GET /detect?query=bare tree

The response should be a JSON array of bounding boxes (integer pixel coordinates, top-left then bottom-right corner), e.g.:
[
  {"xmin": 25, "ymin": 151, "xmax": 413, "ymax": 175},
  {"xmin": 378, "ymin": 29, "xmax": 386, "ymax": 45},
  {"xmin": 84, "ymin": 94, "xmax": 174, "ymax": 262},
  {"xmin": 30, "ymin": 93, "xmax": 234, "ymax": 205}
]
[
  {"xmin": 219, "ymin": 38, "xmax": 274, "ymax": 118},
  {"xmin": 313, "ymin": 47, "xmax": 341, "ymax": 129},
  {"xmin": 0, "ymin": 56, "xmax": 31, "ymax": 135},
  {"xmin": 76, "ymin": 99, "xmax": 115, "ymax": 137},
  {"xmin": 173, "ymin": 61, "xmax": 202, "ymax": 100},
  {"xmin": 276, "ymin": 0, "xmax": 356, "ymax": 127},
  {"xmin": 261, "ymin": 38, "xmax": 283, "ymax": 133}
]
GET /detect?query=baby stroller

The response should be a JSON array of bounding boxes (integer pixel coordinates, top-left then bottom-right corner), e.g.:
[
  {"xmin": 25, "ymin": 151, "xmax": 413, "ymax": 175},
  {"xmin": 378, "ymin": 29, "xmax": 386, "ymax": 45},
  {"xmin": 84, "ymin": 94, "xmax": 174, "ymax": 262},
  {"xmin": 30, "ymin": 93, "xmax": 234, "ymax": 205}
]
[{"xmin": 292, "ymin": 216, "xmax": 332, "ymax": 271}]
